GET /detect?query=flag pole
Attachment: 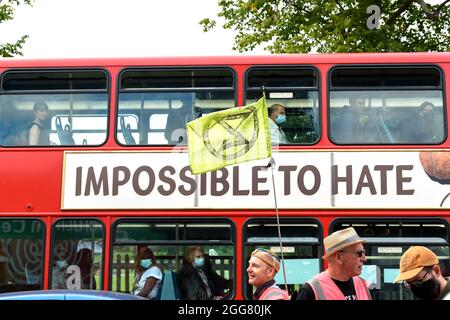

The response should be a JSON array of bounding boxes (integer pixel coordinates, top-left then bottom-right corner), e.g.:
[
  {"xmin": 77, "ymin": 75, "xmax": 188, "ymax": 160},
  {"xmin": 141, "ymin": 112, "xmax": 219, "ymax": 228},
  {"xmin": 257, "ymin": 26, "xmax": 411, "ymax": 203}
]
[{"xmin": 266, "ymin": 157, "xmax": 288, "ymax": 291}]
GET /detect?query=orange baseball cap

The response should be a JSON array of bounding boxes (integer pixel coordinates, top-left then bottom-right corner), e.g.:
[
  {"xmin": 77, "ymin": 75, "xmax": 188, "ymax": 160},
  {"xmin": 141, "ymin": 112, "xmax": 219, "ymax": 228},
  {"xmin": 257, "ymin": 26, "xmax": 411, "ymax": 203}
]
[{"xmin": 393, "ymin": 246, "xmax": 439, "ymax": 283}]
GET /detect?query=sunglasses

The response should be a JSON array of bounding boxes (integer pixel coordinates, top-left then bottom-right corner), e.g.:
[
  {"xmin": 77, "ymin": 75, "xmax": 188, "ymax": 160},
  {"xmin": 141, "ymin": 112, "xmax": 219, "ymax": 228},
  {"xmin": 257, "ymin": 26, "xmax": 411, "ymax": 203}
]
[{"xmin": 339, "ymin": 249, "xmax": 366, "ymax": 258}]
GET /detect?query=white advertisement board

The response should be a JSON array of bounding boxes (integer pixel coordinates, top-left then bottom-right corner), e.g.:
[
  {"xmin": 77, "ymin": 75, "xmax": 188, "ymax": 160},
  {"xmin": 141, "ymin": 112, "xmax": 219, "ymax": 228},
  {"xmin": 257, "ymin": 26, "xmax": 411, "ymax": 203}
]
[{"xmin": 61, "ymin": 150, "xmax": 450, "ymax": 210}]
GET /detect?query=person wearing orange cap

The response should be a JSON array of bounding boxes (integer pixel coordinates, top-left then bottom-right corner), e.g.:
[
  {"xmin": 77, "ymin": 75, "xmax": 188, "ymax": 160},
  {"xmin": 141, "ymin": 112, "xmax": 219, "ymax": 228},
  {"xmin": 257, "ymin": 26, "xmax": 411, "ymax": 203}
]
[
  {"xmin": 394, "ymin": 246, "xmax": 450, "ymax": 300},
  {"xmin": 297, "ymin": 227, "xmax": 371, "ymax": 300},
  {"xmin": 246, "ymin": 248, "xmax": 290, "ymax": 300}
]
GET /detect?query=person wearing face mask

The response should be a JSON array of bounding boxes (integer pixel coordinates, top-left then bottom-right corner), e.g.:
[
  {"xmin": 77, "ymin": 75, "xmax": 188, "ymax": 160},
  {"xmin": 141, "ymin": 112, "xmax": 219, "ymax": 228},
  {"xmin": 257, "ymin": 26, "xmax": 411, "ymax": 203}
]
[
  {"xmin": 132, "ymin": 246, "xmax": 163, "ymax": 299},
  {"xmin": 394, "ymin": 246, "xmax": 450, "ymax": 300},
  {"xmin": 268, "ymin": 103, "xmax": 288, "ymax": 145},
  {"xmin": 177, "ymin": 246, "xmax": 214, "ymax": 300},
  {"xmin": 51, "ymin": 259, "xmax": 68, "ymax": 289}
]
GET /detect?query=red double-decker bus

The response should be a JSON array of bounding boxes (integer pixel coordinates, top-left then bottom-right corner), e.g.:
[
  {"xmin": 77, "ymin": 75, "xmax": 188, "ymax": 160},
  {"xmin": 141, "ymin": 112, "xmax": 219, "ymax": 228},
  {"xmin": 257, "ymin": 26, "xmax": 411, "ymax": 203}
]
[{"xmin": 0, "ymin": 53, "xmax": 449, "ymax": 300}]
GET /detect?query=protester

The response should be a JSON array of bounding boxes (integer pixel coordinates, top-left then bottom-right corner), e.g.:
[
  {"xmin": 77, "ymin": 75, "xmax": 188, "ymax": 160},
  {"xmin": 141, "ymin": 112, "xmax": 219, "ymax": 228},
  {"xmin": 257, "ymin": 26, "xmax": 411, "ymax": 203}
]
[
  {"xmin": 297, "ymin": 227, "xmax": 371, "ymax": 300},
  {"xmin": 247, "ymin": 248, "xmax": 290, "ymax": 300},
  {"xmin": 394, "ymin": 246, "xmax": 450, "ymax": 300}
]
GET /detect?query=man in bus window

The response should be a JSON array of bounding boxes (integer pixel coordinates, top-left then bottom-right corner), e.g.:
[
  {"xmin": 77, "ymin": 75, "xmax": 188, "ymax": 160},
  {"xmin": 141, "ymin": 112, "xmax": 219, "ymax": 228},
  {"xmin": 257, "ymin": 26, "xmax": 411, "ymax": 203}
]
[
  {"xmin": 247, "ymin": 248, "xmax": 290, "ymax": 300},
  {"xmin": 296, "ymin": 227, "xmax": 372, "ymax": 300},
  {"xmin": 393, "ymin": 246, "xmax": 450, "ymax": 300},
  {"xmin": 331, "ymin": 96, "xmax": 382, "ymax": 143},
  {"xmin": 268, "ymin": 103, "xmax": 288, "ymax": 145}
]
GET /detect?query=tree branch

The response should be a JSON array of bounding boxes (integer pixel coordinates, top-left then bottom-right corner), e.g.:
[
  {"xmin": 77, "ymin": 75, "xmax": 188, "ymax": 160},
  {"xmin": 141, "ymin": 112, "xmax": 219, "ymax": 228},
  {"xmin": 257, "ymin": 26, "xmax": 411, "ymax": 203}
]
[
  {"xmin": 387, "ymin": 0, "xmax": 450, "ymax": 25},
  {"xmin": 386, "ymin": 0, "xmax": 415, "ymax": 26},
  {"xmin": 416, "ymin": 0, "xmax": 450, "ymax": 19},
  {"xmin": 335, "ymin": 0, "xmax": 344, "ymax": 12}
]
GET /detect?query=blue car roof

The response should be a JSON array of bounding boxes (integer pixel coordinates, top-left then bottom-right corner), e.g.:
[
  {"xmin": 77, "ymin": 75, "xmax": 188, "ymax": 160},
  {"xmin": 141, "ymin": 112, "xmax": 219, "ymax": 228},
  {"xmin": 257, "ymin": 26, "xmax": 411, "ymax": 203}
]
[{"xmin": 0, "ymin": 290, "xmax": 147, "ymax": 300}]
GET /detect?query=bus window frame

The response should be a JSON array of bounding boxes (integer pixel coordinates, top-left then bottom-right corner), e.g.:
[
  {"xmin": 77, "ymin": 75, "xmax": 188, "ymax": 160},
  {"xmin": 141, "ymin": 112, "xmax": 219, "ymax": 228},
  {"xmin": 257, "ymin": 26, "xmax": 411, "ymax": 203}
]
[
  {"xmin": 327, "ymin": 64, "xmax": 447, "ymax": 146},
  {"xmin": 242, "ymin": 217, "xmax": 323, "ymax": 300},
  {"xmin": 109, "ymin": 217, "xmax": 236, "ymax": 298},
  {"xmin": 243, "ymin": 65, "xmax": 322, "ymax": 146},
  {"xmin": 0, "ymin": 68, "xmax": 111, "ymax": 148},
  {"xmin": 329, "ymin": 217, "xmax": 450, "ymax": 300},
  {"xmin": 0, "ymin": 217, "xmax": 46, "ymax": 292},
  {"xmin": 329, "ymin": 217, "xmax": 449, "ymax": 245},
  {"xmin": 49, "ymin": 217, "xmax": 106, "ymax": 290},
  {"xmin": 1, "ymin": 69, "xmax": 109, "ymax": 93},
  {"xmin": 115, "ymin": 66, "xmax": 238, "ymax": 147}
]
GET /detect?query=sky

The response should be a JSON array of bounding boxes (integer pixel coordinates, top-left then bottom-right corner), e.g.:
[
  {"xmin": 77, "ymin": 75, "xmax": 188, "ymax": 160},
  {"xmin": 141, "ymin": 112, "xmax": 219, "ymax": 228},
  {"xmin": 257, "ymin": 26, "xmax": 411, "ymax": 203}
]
[{"xmin": 1, "ymin": 0, "xmax": 266, "ymax": 58}]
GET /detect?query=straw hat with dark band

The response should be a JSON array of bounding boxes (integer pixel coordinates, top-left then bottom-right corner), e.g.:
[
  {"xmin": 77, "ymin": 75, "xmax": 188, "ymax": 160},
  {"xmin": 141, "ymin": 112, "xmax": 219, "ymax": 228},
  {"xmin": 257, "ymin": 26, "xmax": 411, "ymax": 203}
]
[{"xmin": 322, "ymin": 227, "xmax": 366, "ymax": 259}]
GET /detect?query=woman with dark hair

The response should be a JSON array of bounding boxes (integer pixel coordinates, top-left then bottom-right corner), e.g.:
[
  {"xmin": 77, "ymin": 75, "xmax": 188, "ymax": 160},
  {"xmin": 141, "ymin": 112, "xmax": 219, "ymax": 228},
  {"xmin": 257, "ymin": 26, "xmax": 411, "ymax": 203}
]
[
  {"xmin": 132, "ymin": 246, "xmax": 163, "ymax": 299},
  {"xmin": 28, "ymin": 101, "xmax": 50, "ymax": 145}
]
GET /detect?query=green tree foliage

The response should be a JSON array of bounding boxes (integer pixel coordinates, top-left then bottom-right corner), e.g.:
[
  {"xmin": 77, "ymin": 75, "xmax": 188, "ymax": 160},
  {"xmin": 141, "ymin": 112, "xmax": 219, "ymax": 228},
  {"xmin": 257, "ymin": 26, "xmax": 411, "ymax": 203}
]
[
  {"xmin": 0, "ymin": 0, "xmax": 33, "ymax": 57},
  {"xmin": 200, "ymin": 0, "xmax": 450, "ymax": 53}
]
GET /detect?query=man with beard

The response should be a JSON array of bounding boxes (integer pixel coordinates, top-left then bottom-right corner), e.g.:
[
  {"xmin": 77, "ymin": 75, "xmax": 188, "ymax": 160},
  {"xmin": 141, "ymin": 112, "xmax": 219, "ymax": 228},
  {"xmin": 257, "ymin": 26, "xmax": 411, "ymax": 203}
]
[{"xmin": 394, "ymin": 246, "xmax": 450, "ymax": 300}]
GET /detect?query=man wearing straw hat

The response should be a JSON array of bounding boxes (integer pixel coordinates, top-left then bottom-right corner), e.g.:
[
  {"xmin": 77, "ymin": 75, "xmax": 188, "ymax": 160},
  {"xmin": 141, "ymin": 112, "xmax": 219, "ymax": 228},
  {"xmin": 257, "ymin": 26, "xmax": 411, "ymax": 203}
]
[
  {"xmin": 297, "ymin": 227, "xmax": 371, "ymax": 300},
  {"xmin": 247, "ymin": 248, "xmax": 290, "ymax": 300}
]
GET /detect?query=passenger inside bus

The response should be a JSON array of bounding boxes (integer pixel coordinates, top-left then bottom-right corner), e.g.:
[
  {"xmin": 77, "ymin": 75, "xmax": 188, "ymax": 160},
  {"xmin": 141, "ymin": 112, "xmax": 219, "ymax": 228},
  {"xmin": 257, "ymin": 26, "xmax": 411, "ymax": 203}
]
[
  {"xmin": 178, "ymin": 246, "xmax": 227, "ymax": 300},
  {"xmin": 52, "ymin": 259, "xmax": 68, "ymax": 289},
  {"xmin": 400, "ymin": 101, "xmax": 443, "ymax": 143},
  {"xmin": 28, "ymin": 101, "xmax": 51, "ymax": 146},
  {"xmin": 268, "ymin": 103, "xmax": 289, "ymax": 145},
  {"xmin": 75, "ymin": 241, "xmax": 97, "ymax": 290},
  {"xmin": 331, "ymin": 96, "xmax": 388, "ymax": 144},
  {"xmin": 417, "ymin": 102, "xmax": 440, "ymax": 141},
  {"xmin": 132, "ymin": 246, "xmax": 163, "ymax": 299},
  {"xmin": 164, "ymin": 98, "xmax": 195, "ymax": 144}
]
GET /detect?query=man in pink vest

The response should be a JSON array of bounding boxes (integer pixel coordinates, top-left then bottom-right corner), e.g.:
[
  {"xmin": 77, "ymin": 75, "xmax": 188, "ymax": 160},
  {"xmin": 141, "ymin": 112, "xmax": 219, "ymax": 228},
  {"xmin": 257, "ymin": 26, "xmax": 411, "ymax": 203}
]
[
  {"xmin": 247, "ymin": 248, "xmax": 290, "ymax": 300},
  {"xmin": 296, "ymin": 227, "xmax": 372, "ymax": 300}
]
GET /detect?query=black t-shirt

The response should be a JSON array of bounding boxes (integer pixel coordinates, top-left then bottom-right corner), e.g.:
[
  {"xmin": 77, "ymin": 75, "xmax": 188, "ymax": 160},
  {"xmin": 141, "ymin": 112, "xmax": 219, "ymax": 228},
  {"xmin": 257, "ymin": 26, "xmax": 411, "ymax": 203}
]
[{"xmin": 296, "ymin": 278, "xmax": 357, "ymax": 300}]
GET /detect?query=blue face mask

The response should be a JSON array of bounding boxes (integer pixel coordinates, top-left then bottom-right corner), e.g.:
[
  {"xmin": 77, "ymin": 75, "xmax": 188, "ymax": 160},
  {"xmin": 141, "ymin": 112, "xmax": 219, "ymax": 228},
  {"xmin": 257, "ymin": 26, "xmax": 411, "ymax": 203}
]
[
  {"xmin": 194, "ymin": 257, "xmax": 205, "ymax": 268},
  {"xmin": 140, "ymin": 259, "xmax": 152, "ymax": 269},
  {"xmin": 275, "ymin": 114, "xmax": 286, "ymax": 125}
]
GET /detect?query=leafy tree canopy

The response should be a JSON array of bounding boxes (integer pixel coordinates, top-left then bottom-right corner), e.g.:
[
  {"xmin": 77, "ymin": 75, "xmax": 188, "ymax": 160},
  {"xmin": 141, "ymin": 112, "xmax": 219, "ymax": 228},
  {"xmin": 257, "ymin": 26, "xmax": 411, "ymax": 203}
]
[
  {"xmin": 200, "ymin": 0, "xmax": 450, "ymax": 53},
  {"xmin": 0, "ymin": 0, "xmax": 33, "ymax": 57}
]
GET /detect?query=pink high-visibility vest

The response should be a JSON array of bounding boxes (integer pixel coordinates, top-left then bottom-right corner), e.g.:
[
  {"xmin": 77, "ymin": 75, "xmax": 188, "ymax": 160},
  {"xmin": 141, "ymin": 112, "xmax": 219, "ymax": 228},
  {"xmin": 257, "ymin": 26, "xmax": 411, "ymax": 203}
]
[
  {"xmin": 307, "ymin": 272, "xmax": 371, "ymax": 300},
  {"xmin": 258, "ymin": 285, "xmax": 290, "ymax": 300}
]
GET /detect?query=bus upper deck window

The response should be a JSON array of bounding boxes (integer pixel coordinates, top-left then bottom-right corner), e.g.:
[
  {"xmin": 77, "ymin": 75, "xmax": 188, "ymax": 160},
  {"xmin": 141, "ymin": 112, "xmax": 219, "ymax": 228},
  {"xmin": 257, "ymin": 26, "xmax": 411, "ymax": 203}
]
[
  {"xmin": 0, "ymin": 70, "xmax": 109, "ymax": 147},
  {"xmin": 329, "ymin": 66, "xmax": 445, "ymax": 145},
  {"xmin": 245, "ymin": 67, "xmax": 320, "ymax": 146},
  {"xmin": 117, "ymin": 68, "xmax": 235, "ymax": 146}
]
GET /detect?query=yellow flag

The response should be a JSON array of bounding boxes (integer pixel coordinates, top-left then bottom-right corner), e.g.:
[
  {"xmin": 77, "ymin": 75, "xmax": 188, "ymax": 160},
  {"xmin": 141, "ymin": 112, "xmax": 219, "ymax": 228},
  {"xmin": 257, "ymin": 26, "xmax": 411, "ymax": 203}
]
[{"xmin": 186, "ymin": 96, "xmax": 272, "ymax": 174}]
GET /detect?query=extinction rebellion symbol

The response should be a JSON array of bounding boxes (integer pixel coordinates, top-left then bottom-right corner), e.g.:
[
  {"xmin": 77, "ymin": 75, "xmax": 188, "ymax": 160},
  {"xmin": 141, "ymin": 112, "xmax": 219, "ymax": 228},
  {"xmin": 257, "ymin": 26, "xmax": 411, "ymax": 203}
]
[{"xmin": 203, "ymin": 106, "xmax": 259, "ymax": 161}]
